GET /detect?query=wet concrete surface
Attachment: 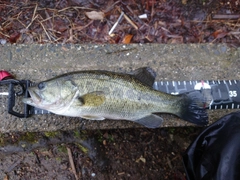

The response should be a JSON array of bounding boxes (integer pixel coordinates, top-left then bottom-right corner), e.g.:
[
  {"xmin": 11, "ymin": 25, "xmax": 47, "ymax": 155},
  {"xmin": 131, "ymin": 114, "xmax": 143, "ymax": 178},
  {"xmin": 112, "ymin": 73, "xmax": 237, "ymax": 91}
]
[{"xmin": 0, "ymin": 43, "xmax": 239, "ymax": 132}]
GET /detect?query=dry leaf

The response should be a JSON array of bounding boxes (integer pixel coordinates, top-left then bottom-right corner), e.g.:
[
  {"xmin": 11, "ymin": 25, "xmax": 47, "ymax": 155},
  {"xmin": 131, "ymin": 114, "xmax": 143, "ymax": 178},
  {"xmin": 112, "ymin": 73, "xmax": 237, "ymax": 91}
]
[
  {"xmin": 122, "ymin": 34, "xmax": 133, "ymax": 44},
  {"xmin": 9, "ymin": 32, "xmax": 21, "ymax": 44},
  {"xmin": 85, "ymin": 11, "xmax": 105, "ymax": 20},
  {"xmin": 212, "ymin": 29, "xmax": 227, "ymax": 39}
]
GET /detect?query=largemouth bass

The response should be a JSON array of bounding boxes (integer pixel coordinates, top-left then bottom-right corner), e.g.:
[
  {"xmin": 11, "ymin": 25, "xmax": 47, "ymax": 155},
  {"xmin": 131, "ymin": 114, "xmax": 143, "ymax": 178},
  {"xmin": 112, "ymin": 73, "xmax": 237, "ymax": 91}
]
[{"xmin": 22, "ymin": 67, "xmax": 208, "ymax": 128}]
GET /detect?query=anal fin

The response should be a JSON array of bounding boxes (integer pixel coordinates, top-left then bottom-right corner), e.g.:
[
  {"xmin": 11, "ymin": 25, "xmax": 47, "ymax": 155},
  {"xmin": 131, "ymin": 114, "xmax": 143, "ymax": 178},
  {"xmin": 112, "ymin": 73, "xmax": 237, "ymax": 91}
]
[
  {"xmin": 82, "ymin": 115, "xmax": 105, "ymax": 120},
  {"xmin": 135, "ymin": 114, "xmax": 163, "ymax": 128}
]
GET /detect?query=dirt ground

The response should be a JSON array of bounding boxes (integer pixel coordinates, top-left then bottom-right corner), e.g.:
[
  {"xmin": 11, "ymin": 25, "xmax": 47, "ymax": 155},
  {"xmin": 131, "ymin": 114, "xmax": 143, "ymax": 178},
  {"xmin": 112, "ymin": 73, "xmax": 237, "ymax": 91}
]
[
  {"xmin": 0, "ymin": 0, "xmax": 239, "ymax": 179},
  {"xmin": 0, "ymin": 127, "xmax": 204, "ymax": 180}
]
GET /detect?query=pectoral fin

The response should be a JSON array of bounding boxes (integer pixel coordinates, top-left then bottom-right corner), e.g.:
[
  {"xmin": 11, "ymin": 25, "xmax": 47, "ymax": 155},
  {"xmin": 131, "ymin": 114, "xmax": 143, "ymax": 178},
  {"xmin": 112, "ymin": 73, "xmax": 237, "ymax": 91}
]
[
  {"xmin": 79, "ymin": 91, "xmax": 106, "ymax": 107},
  {"xmin": 135, "ymin": 114, "xmax": 163, "ymax": 128}
]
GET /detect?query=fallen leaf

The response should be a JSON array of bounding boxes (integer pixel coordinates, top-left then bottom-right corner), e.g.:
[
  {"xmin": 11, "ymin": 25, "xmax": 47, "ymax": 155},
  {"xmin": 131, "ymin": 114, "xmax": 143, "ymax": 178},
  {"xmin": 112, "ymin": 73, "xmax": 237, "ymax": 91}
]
[
  {"xmin": 85, "ymin": 11, "xmax": 105, "ymax": 20},
  {"xmin": 212, "ymin": 29, "xmax": 227, "ymax": 39},
  {"xmin": 122, "ymin": 34, "xmax": 133, "ymax": 44},
  {"xmin": 9, "ymin": 32, "xmax": 21, "ymax": 44}
]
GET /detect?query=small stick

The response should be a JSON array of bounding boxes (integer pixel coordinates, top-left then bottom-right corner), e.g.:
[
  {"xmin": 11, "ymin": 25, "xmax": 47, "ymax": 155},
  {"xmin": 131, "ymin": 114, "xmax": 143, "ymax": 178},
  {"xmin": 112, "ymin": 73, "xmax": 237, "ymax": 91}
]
[
  {"xmin": 26, "ymin": 3, "xmax": 38, "ymax": 29},
  {"xmin": 38, "ymin": 20, "xmax": 52, "ymax": 41},
  {"xmin": 0, "ymin": 31, "xmax": 10, "ymax": 38},
  {"xmin": 67, "ymin": 28, "xmax": 74, "ymax": 43},
  {"xmin": 109, "ymin": 11, "xmax": 124, "ymax": 35},
  {"xmin": 67, "ymin": 147, "xmax": 79, "ymax": 180},
  {"xmin": 126, "ymin": 5, "xmax": 144, "ymax": 24},
  {"xmin": 104, "ymin": 0, "xmax": 120, "ymax": 12},
  {"xmin": 118, "ymin": 8, "xmax": 138, "ymax": 30},
  {"xmin": 17, "ymin": 19, "xmax": 26, "ymax": 28},
  {"xmin": 212, "ymin": 14, "xmax": 240, "ymax": 20},
  {"xmin": 58, "ymin": 6, "xmax": 95, "ymax": 13},
  {"xmin": 72, "ymin": 20, "xmax": 93, "ymax": 31},
  {"xmin": 151, "ymin": 0, "xmax": 155, "ymax": 19}
]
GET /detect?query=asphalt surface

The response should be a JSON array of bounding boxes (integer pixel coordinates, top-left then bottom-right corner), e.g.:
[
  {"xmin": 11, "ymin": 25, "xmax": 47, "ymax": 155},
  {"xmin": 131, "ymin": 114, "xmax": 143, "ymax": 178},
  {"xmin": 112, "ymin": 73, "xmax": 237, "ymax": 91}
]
[{"xmin": 0, "ymin": 43, "xmax": 239, "ymax": 132}]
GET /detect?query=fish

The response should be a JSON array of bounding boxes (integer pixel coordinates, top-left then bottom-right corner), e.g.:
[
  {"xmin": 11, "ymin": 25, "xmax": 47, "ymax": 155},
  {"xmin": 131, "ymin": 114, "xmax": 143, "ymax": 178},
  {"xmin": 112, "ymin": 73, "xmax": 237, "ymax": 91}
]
[{"xmin": 22, "ymin": 67, "xmax": 208, "ymax": 128}]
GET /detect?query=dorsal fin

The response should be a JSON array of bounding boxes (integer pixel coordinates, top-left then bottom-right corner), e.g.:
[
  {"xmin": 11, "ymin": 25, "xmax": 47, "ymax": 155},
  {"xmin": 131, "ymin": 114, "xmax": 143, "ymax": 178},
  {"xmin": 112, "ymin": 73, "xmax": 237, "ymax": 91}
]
[{"xmin": 132, "ymin": 67, "xmax": 156, "ymax": 87}]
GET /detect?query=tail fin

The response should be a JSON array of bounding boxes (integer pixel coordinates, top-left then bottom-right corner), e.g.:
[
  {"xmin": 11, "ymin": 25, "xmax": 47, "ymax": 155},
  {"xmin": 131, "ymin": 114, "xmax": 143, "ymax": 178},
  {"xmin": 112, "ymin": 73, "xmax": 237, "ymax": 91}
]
[{"xmin": 177, "ymin": 90, "xmax": 210, "ymax": 125}]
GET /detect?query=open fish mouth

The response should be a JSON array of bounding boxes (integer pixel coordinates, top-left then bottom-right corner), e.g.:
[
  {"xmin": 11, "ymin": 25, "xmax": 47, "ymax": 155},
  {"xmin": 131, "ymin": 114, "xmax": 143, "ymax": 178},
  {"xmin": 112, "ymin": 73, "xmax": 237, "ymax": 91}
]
[{"xmin": 22, "ymin": 89, "xmax": 42, "ymax": 106}]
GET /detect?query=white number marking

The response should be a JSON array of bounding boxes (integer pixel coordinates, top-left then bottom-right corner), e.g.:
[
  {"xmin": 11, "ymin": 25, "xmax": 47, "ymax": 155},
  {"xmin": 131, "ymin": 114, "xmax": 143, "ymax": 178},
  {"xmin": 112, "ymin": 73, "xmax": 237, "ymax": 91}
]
[{"xmin": 229, "ymin": 90, "xmax": 237, "ymax": 97}]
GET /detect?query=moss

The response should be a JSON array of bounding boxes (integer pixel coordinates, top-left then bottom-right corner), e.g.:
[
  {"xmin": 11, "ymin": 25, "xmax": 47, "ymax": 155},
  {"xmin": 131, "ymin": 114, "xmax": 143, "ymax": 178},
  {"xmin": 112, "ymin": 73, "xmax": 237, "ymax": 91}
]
[
  {"xmin": 19, "ymin": 132, "xmax": 38, "ymax": 143},
  {"xmin": 44, "ymin": 131, "xmax": 59, "ymax": 138},
  {"xmin": 73, "ymin": 130, "xmax": 88, "ymax": 140},
  {"xmin": 108, "ymin": 134, "xmax": 114, "ymax": 142},
  {"xmin": 0, "ymin": 133, "xmax": 38, "ymax": 147},
  {"xmin": 56, "ymin": 157, "xmax": 62, "ymax": 161},
  {"xmin": 57, "ymin": 144, "xmax": 67, "ymax": 153},
  {"xmin": 75, "ymin": 143, "xmax": 88, "ymax": 154},
  {"xmin": 73, "ymin": 130, "xmax": 81, "ymax": 138},
  {"xmin": 96, "ymin": 130, "xmax": 103, "ymax": 143},
  {"xmin": 168, "ymin": 128, "xmax": 176, "ymax": 134},
  {"xmin": 29, "ymin": 152, "xmax": 35, "ymax": 156}
]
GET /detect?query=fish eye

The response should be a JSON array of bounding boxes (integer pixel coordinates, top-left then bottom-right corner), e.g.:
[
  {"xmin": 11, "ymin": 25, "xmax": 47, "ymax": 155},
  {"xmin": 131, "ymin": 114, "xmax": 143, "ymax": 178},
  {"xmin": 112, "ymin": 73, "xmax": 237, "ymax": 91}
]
[{"xmin": 38, "ymin": 82, "xmax": 45, "ymax": 90}]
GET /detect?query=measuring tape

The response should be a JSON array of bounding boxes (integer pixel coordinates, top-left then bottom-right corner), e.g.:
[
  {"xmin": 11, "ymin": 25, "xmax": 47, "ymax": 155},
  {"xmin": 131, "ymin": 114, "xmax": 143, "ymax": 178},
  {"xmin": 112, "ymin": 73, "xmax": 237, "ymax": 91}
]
[{"xmin": 153, "ymin": 80, "xmax": 240, "ymax": 110}]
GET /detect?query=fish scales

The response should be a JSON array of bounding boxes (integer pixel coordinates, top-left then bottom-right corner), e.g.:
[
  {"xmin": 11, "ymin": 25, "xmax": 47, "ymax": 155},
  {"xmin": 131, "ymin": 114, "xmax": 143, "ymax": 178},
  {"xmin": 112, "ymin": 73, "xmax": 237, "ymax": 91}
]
[{"xmin": 63, "ymin": 71, "xmax": 180, "ymax": 120}]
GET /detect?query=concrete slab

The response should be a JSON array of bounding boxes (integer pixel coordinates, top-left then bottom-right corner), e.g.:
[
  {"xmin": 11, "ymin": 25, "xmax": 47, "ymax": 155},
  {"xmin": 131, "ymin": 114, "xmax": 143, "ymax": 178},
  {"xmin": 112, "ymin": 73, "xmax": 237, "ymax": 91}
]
[{"xmin": 0, "ymin": 43, "xmax": 239, "ymax": 132}]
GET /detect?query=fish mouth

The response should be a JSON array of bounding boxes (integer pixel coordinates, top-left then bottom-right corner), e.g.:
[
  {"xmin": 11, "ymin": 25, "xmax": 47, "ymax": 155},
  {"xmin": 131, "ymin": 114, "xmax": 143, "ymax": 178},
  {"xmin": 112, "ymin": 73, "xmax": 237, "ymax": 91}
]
[{"xmin": 22, "ymin": 88, "xmax": 42, "ymax": 107}]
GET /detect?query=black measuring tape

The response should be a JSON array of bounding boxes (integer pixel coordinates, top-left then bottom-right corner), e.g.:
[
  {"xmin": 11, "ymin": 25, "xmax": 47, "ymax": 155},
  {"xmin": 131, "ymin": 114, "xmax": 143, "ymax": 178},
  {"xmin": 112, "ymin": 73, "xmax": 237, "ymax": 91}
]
[
  {"xmin": 154, "ymin": 80, "xmax": 240, "ymax": 110},
  {"xmin": 0, "ymin": 79, "xmax": 240, "ymax": 118}
]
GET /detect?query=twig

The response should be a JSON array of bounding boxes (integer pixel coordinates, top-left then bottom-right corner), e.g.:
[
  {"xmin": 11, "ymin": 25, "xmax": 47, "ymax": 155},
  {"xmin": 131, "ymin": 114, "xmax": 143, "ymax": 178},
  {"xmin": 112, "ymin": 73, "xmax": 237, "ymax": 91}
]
[
  {"xmin": 38, "ymin": 20, "xmax": 52, "ymax": 41},
  {"xmin": 5, "ymin": 156, "xmax": 23, "ymax": 173},
  {"xmin": 212, "ymin": 14, "xmax": 240, "ymax": 20},
  {"xmin": 26, "ymin": 3, "xmax": 38, "ymax": 29},
  {"xmin": 66, "ymin": 28, "xmax": 74, "ymax": 43},
  {"xmin": 109, "ymin": 12, "xmax": 124, "ymax": 35},
  {"xmin": 48, "ymin": 31, "xmax": 58, "ymax": 42},
  {"xmin": 17, "ymin": 19, "xmax": 27, "ymax": 28},
  {"xmin": 126, "ymin": 5, "xmax": 144, "ymax": 25},
  {"xmin": 72, "ymin": 20, "xmax": 93, "ymax": 31},
  {"xmin": 104, "ymin": 0, "xmax": 120, "ymax": 13},
  {"xmin": 88, "ymin": 0, "xmax": 101, "ymax": 7},
  {"xmin": 118, "ymin": 8, "xmax": 138, "ymax": 30},
  {"xmin": 0, "ymin": 31, "xmax": 10, "ymax": 38},
  {"xmin": 58, "ymin": 6, "xmax": 95, "ymax": 13},
  {"xmin": 228, "ymin": 31, "xmax": 240, "ymax": 35},
  {"xmin": 1, "ymin": 12, "xmax": 22, "ymax": 27},
  {"xmin": 67, "ymin": 147, "xmax": 79, "ymax": 180},
  {"xmin": 151, "ymin": 0, "xmax": 155, "ymax": 19}
]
